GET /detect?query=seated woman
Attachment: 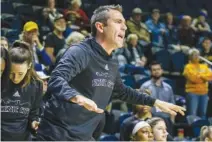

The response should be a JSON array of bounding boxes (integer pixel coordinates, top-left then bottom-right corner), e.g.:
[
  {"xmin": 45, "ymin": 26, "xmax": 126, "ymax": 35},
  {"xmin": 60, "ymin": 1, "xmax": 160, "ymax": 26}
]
[
  {"xmin": 120, "ymin": 90, "xmax": 152, "ymax": 140},
  {"xmin": 123, "ymin": 34, "xmax": 144, "ymax": 66},
  {"xmin": 1, "ymin": 41, "xmax": 43, "ymax": 141},
  {"xmin": 63, "ymin": 0, "xmax": 89, "ymax": 29},
  {"xmin": 147, "ymin": 117, "xmax": 169, "ymax": 141},
  {"xmin": 125, "ymin": 120, "xmax": 153, "ymax": 141}
]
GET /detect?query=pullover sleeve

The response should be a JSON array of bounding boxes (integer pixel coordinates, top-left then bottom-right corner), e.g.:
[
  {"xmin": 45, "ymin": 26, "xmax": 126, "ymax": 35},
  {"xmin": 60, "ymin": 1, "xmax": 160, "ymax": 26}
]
[
  {"xmin": 112, "ymin": 72, "xmax": 156, "ymax": 106},
  {"xmin": 47, "ymin": 45, "xmax": 90, "ymax": 101}
]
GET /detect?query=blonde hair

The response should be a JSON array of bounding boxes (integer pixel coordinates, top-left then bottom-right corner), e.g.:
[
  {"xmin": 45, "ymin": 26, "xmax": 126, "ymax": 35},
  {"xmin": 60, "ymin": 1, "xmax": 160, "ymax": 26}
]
[
  {"xmin": 66, "ymin": 31, "xmax": 85, "ymax": 45},
  {"xmin": 200, "ymin": 126, "xmax": 212, "ymax": 141},
  {"xmin": 188, "ymin": 48, "xmax": 200, "ymax": 60},
  {"xmin": 71, "ymin": 0, "xmax": 82, "ymax": 7},
  {"xmin": 127, "ymin": 34, "xmax": 138, "ymax": 42}
]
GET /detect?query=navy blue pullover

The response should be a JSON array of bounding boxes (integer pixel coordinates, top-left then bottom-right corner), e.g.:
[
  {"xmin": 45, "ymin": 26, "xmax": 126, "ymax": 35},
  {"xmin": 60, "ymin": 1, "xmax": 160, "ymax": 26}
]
[
  {"xmin": 37, "ymin": 38, "xmax": 156, "ymax": 140},
  {"xmin": 1, "ymin": 80, "xmax": 42, "ymax": 141}
]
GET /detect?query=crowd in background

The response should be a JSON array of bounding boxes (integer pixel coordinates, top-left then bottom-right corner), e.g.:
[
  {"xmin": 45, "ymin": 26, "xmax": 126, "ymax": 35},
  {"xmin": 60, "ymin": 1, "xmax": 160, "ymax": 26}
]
[{"xmin": 1, "ymin": 0, "xmax": 212, "ymax": 141}]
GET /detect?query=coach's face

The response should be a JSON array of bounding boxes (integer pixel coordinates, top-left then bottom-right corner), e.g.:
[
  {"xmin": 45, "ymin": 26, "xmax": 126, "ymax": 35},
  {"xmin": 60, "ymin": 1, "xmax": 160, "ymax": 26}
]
[{"xmin": 103, "ymin": 9, "xmax": 127, "ymax": 48}]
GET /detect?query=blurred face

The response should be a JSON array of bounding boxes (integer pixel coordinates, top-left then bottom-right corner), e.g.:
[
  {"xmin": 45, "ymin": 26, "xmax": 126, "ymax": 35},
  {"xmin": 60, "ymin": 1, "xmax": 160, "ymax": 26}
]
[
  {"xmin": 184, "ymin": 18, "xmax": 191, "ymax": 27},
  {"xmin": 151, "ymin": 64, "xmax": 163, "ymax": 79},
  {"xmin": 135, "ymin": 126, "xmax": 152, "ymax": 142},
  {"xmin": 152, "ymin": 12, "xmax": 160, "ymax": 21},
  {"xmin": 24, "ymin": 29, "xmax": 39, "ymax": 44},
  {"xmin": 1, "ymin": 58, "xmax": 5, "ymax": 78},
  {"xmin": 72, "ymin": 2, "xmax": 80, "ymax": 10},
  {"xmin": 48, "ymin": 0, "xmax": 55, "ymax": 8},
  {"xmin": 42, "ymin": 79, "xmax": 48, "ymax": 93},
  {"xmin": 10, "ymin": 63, "xmax": 29, "ymax": 84},
  {"xmin": 136, "ymin": 105, "xmax": 151, "ymax": 114},
  {"xmin": 1, "ymin": 40, "xmax": 9, "ymax": 49},
  {"xmin": 202, "ymin": 39, "xmax": 211, "ymax": 51},
  {"xmin": 133, "ymin": 14, "xmax": 142, "ymax": 22},
  {"xmin": 54, "ymin": 18, "xmax": 66, "ymax": 32},
  {"xmin": 130, "ymin": 38, "xmax": 138, "ymax": 47},
  {"xmin": 199, "ymin": 15, "xmax": 205, "ymax": 23},
  {"xmin": 102, "ymin": 10, "xmax": 127, "ymax": 49},
  {"xmin": 153, "ymin": 121, "xmax": 168, "ymax": 141},
  {"xmin": 191, "ymin": 52, "xmax": 200, "ymax": 63},
  {"xmin": 167, "ymin": 14, "xmax": 173, "ymax": 25}
]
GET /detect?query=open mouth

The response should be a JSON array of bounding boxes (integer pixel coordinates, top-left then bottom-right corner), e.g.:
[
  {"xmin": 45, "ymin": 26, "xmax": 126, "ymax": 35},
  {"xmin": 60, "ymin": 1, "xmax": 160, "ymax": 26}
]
[{"xmin": 118, "ymin": 34, "xmax": 124, "ymax": 39}]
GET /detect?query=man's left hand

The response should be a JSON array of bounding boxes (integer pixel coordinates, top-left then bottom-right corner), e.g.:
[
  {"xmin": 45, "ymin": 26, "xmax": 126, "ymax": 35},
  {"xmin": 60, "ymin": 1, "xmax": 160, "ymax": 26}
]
[{"xmin": 154, "ymin": 100, "xmax": 186, "ymax": 116}]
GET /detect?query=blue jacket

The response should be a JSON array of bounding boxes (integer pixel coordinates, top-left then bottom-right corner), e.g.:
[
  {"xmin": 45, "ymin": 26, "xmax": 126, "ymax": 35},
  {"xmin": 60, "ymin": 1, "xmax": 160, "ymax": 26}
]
[
  {"xmin": 145, "ymin": 19, "xmax": 168, "ymax": 47},
  {"xmin": 34, "ymin": 47, "xmax": 52, "ymax": 71}
]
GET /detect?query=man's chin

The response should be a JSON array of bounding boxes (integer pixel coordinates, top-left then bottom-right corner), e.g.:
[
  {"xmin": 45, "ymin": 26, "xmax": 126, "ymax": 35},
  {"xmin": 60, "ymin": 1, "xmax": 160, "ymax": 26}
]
[{"xmin": 152, "ymin": 76, "xmax": 161, "ymax": 80}]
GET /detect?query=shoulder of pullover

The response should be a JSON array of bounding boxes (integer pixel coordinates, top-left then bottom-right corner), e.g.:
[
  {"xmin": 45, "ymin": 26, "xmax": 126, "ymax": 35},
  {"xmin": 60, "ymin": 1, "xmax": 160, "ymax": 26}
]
[{"xmin": 61, "ymin": 42, "xmax": 92, "ymax": 68}]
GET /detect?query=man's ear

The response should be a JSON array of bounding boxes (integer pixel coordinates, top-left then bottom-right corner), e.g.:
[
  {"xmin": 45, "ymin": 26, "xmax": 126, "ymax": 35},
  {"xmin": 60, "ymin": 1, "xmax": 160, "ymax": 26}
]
[{"xmin": 95, "ymin": 22, "xmax": 104, "ymax": 34}]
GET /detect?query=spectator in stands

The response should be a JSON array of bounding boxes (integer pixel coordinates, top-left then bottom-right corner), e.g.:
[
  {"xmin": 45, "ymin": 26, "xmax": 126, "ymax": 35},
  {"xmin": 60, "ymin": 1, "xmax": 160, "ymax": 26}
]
[
  {"xmin": 1, "ymin": 47, "xmax": 10, "ymax": 90},
  {"xmin": 200, "ymin": 37, "xmax": 212, "ymax": 62},
  {"xmin": 36, "ymin": 71, "xmax": 50, "ymax": 94},
  {"xmin": 48, "ymin": 31, "xmax": 85, "ymax": 72},
  {"xmin": 178, "ymin": 15, "xmax": 196, "ymax": 47},
  {"xmin": 45, "ymin": 14, "xmax": 66, "ymax": 63},
  {"xmin": 1, "ymin": 37, "xmax": 9, "ymax": 50},
  {"xmin": 42, "ymin": 0, "xmax": 61, "ymax": 24},
  {"xmin": 21, "ymin": 21, "xmax": 52, "ymax": 71},
  {"xmin": 165, "ymin": 12, "xmax": 178, "ymax": 45},
  {"xmin": 56, "ymin": 31, "xmax": 85, "ymax": 63},
  {"xmin": 64, "ymin": 0, "xmax": 89, "ymax": 29},
  {"xmin": 120, "ymin": 90, "xmax": 152, "ymax": 141},
  {"xmin": 147, "ymin": 117, "xmax": 168, "ymax": 141},
  {"xmin": 191, "ymin": 9, "xmax": 211, "ymax": 38},
  {"xmin": 146, "ymin": 9, "xmax": 168, "ymax": 48},
  {"xmin": 140, "ymin": 61, "xmax": 175, "ymax": 134},
  {"xmin": 183, "ymin": 48, "xmax": 212, "ymax": 118},
  {"xmin": 126, "ymin": 8, "xmax": 151, "ymax": 46},
  {"xmin": 140, "ymin": 61, "xmax": 176, "ymax": 109},
  {"xmin": 128, "ymin": 120, "xmax": 153, "ymax": 141},
  {"xmin": 123, "ymin": 34, "xmax": 144, "ymax": 65},
  {"xmin": 200, "ymin": 126, "xmax": 212, "ymax": 141},
  {"xmin": 1, "ymin": 41, "xmax": 42, "ymax": 141}
]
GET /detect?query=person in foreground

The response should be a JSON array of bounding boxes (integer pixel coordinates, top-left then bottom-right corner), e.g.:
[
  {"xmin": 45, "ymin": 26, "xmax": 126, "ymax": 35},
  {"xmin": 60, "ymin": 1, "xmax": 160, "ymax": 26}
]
[
  {"xmin": 1, "ymin": 41, "xmax": 42, "ymax": 141},
  {"xmin": 36, "ymin": 5, "xmax": 185, "ymax": 141}
]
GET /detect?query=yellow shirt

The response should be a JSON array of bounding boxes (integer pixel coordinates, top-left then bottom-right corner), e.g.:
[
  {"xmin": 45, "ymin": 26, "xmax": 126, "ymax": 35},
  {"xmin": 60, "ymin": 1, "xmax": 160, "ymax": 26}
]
[{"xmin": 183, "ymin": 62, "xmax": 212, "ymax": 95}]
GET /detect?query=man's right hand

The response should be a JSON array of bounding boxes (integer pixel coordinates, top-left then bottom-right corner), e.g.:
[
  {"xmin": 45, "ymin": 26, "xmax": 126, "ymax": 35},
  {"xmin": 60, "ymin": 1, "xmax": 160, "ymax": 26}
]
[{"xmin": 70, "ymin": 95, "xmax": 104, "ymax": 113}]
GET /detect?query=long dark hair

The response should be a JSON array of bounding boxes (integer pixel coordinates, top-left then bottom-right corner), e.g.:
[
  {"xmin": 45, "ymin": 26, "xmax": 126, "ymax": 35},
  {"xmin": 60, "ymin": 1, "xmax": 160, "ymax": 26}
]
[
  {"xmin": 1, "ymin": 47, "xmax": 10, "ymax": 90},
  {"xmin": 9, "ymin": 40, "xmax": 40, "ymax": 87}
]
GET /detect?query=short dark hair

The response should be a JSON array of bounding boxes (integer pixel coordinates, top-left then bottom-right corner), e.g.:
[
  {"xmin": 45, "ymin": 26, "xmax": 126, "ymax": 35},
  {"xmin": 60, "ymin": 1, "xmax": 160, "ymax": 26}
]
[
  {"xmin": 90, "ymin": 5, "xmax": 122, "ymax": 37},
  {"xmin": 202, "ymin": 37, "xmax": 211, "ymax": 43},
  {"xmin": 149, "ymin": 61, "xmax": 162, "ymax": 70}
]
